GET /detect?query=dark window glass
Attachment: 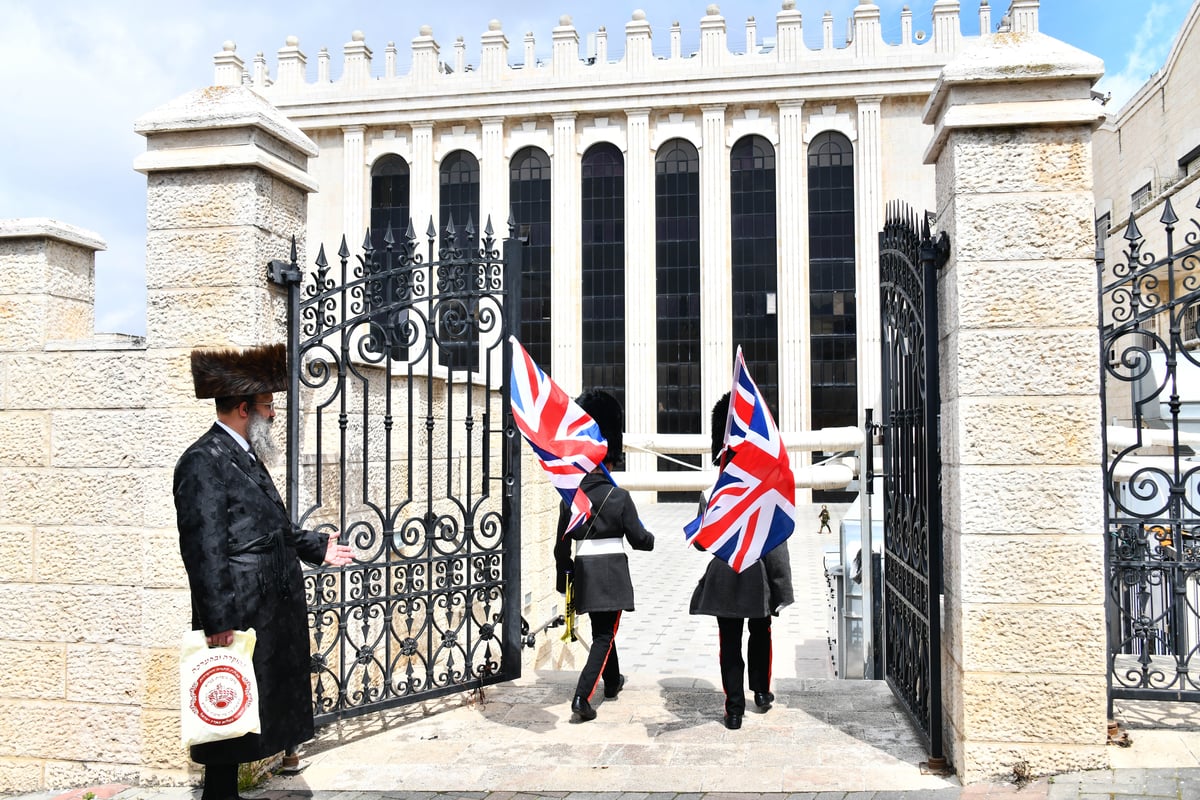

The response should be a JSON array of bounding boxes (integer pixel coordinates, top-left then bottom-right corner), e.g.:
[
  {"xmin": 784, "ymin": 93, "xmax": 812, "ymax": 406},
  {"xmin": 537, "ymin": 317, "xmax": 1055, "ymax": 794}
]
[
  {"xmin": 581, "ymin": 143, "xmax": 626, "ymax": 409},
  {"xmin": 808, "ymin": 131, "xmax": 857, "ymax": 501},
  {"xmin": 510, "ymin": 147, "xmax": 552, "ymax": 367},
  {"xmin": 366, "ymin": 155, "xmax": 413, "ymax": 362},
  {"xmin": 730, "ymin": 134, "xmax": 780, "ymax": 420},
  {"xmin": 656, "ymin": 139, "xmax": 701, "ymax": 499},
  {"xmin": 438, "ymin": 150, "xmax": 481, "ymax": 369},
  {"xmin": 370, "ymin": 155, "xmax": 411, "ymax": 249}
]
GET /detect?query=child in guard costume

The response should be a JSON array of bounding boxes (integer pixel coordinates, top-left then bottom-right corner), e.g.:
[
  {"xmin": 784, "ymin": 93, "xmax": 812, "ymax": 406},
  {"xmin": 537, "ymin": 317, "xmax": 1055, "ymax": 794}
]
[
  {"xmin": 689, "ymin": 392, "xmax": 794, "ymax": 730},
  {"xmin": 554, "ymin": 390, "xmax": 655, "ymax": 722}
]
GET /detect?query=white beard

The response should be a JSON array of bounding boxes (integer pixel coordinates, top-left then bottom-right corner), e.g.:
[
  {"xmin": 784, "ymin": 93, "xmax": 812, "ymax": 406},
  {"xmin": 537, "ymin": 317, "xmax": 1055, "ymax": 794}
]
[{"xmin": 247, "ymin": 411, "xmax": 279, "ymax": 466}]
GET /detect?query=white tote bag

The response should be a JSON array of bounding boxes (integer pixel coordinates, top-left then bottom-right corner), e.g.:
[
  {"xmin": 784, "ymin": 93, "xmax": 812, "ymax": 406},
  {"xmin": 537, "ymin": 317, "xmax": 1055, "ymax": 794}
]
[{"xmin": 179, "ymin": 628, "xmax": 262, "ymax": 746}]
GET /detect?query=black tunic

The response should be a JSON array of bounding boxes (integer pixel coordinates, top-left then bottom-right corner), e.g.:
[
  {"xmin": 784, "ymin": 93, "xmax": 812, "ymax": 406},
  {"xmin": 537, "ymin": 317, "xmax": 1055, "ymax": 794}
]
[
  {"xmin": 174, "ymin": 424, "xmax": 328, "ymax": 765},
  {"xmin": 554, "ymin": 471, "xmax": 655, "ymax": 613}
]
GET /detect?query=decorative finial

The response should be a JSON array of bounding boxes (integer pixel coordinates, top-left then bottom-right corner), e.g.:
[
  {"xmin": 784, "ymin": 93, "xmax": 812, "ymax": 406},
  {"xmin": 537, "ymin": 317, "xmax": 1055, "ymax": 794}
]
[
  {"xmin": 285, "ymin": 35, "xmax": 298, "ymax": 47},
  {"xmin": 352, "ymin": 30, "xmax": 364, "ymax": 41},
  {"xmin": 223, "ymin": 40, "xmax": 236, "ymax": 52},
  {"xmin": 559, "ymin": 14, "xmax": 572, "ymax": 26},
  {"xmin": 489, "ymin": 19, "xmax": 501, "ymax": 31},
  {"xmin": 632, "ymin": 9, "xmax": 646, "ymax": 20},
  {"xmin": 707, "ymin": 4, "xmax": 719, "ymax": 15},
  {"xmin": 782, "ymin": 0, "xmax": 795, "ymax": 8},
  {"xmin": 420, "ymin": 25, "xmax": 433, "ymax": 36}
]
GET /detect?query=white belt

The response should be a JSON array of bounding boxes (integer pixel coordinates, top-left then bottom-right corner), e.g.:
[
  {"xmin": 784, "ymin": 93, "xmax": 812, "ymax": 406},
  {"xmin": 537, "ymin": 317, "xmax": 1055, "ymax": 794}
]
[{"xmin": 576, "ymin": 537, "xmax": 624, "ymax": 556}]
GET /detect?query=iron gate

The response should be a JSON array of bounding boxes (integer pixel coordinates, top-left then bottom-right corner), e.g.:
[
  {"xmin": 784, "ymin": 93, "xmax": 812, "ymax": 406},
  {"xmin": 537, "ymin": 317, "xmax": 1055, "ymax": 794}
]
[
  {"xmin": 1101, "ymin": 200, "xmax": 1200, "ymax": 708},
  {"xmin": 268, "ymin": 218, "xmax": 525, "ymax": 723},
  {"xmin": 875, "ymin": 202, "xmax": 948, "ymax": 760}
]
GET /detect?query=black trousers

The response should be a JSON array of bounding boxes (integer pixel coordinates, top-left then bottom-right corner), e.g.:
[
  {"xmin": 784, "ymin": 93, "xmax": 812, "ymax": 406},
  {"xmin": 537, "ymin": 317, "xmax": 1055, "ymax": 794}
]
[
  {"xmin": 717, "ymin": 615, "xmax": 772, "ymax": 715},
  {"xmin": 575, "ymin": 610, "xmax": 622, "ymax": 700},
  {"xmin": 201, "ymin": 762, "xmax": 238, "ymax": 800}
]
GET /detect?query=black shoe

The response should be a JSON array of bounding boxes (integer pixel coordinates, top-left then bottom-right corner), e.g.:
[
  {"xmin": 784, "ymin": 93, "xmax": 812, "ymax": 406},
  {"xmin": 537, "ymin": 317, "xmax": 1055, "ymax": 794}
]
[
  {"xmin": 753, "ymin": 691, "xmax": 775, "ymax": 711},
  {"xmin": 723, "ymin": 712, "xmax": 743, "ymax": 730},
  {"xmin": 571, "ymin": 695, "xmax": 596, "ymax": 722},
  {"xmin": 604, "ymin": 674, "xmax": 626, "ymax": 699}
]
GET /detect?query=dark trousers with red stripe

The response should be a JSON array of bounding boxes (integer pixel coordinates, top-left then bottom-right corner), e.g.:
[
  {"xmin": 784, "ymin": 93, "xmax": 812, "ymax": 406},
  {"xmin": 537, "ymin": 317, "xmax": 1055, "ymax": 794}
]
[
  {"xmin": 575, "ymin": 610, "xmax": 622, "ymax": 700},
  {"xmin": 717, "ymin": 615, "xmax": 772, "ymax": 715}
]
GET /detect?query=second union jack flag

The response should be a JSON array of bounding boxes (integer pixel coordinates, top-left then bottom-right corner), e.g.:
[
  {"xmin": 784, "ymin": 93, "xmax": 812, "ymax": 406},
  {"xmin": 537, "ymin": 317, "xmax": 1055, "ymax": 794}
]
[
  {"xmin": 685, "ymin": 347, "xmax": 796, "ymax": 572},
  {"xmin": 509, "ymin": 335, "xmax": 609, "ymax": 532}
]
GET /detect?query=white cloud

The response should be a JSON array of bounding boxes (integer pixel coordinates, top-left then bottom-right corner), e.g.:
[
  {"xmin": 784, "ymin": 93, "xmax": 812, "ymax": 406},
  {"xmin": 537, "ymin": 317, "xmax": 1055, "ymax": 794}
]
[{"xmin": 1096, "ymin": 0, "xmax": 1190, "ymax": 110}]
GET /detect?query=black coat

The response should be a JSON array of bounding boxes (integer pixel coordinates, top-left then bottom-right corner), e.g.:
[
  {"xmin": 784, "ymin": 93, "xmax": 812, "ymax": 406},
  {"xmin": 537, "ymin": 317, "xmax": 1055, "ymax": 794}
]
[
  {"xmin": 689, "ymin": 490, "xmax": 795, "ymax": 619},
  {"xmin": 554, "ymin": 471, "xmax": 655, "ymax": 613},
  {"xmin": 174, "ymin": 424, "xmax": 328, "ymax": 765}
]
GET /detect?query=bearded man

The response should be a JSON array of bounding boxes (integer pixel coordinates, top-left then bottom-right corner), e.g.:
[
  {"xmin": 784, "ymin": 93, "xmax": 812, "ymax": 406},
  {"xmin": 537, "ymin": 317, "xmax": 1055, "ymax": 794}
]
[{"xmin": 174, "ymin": 343, "xmax": 351, "ymax": 800}]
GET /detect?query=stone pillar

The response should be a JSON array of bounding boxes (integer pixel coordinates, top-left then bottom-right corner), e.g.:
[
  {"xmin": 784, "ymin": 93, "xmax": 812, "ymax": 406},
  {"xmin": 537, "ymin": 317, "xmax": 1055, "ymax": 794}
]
[
  {"xmin": 343, "ymin": 125, "xmax": 366, "ymax": 243},
  {"xmin": 776, "ymin": 100, "xmax": 807, "ymax": 438},
  {"xmin": 0, "ymin": 219, "xmax": 105, "ymax": 349},
  {"xmin": 855, "ymin": 97, "xmax": 883, "ymax": 423},
  {"xmin": 701, "ymin": 104, "xmax": 731, "ymax": 415},
  {"xmin": 626, "ymin": 108, "xmax": 654, "ymax": 477},
  {"xmin": 481, "ymin": 118, "xmax": 507, "ymax": 233},
  {"xmin": 775, "ymin": 2, "xmax": 803, "ymax": 63},
  {"xmin": 923, "ymin": 32, "xmax": 1106, "ymax": 781},
  {"xmin": 410, "ymin": 122, "xmax": 436, "ymax": 236},
  {"xmin": 133, "ymin": 85, "xmax": 318, "ymax": 349},
  {"xmin": 853, "ymin": 3, "xmax": 882, "ymax": 61},
  {"xmin": 552, "ymin": 17, "xmax": 580, "ymax": 80},
  {"xmin": 700, "ymin": 6, "xmax": 727, "ymax": 70},
  {"xmin": 341, "ymin": 31, "xmax": 373, "ymax": 90},
  {"xmin": 275, "ymin": 36, "xmax": 306, "ymax": 93},
  {"xmin": 550, "ymin": 112, "xmax": 580, "ymax": 389},
  {"xmin": 625, "ymin": 11, "xmax": 652, "ymax": 73},
  {"xmin": 480, "ymin": 20, "xmax": 508, "ymax": 81}
]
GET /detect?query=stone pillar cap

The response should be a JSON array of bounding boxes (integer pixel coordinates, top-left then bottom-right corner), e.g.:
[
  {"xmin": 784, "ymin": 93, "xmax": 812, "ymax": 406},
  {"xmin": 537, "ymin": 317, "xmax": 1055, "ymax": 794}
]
[
  {"xmin": 0, "ymin": 217, "xmax": 107, "ymax": 251},
  {"xmin": 133, "ymin": 85, "xmax": 317, "ymax": 157}
]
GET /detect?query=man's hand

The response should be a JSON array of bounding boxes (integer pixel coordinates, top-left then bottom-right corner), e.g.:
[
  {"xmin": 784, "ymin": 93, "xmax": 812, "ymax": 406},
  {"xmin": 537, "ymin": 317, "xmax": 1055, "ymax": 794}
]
[
  {"xmin": 324, "ymin": 536, "xmax": 353, "ymax": 566},
  {"xmin": 207, "ymin": 630, "xmax": 234, "ymax": 647}
]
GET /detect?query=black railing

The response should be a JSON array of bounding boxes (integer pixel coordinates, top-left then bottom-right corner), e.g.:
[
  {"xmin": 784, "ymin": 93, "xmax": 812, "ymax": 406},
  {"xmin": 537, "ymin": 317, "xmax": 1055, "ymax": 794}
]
[
  {"xmin": 269, "ymin": 217, "xmax": 525, "ymax": 723},
  {"xmin": 1101, "ymin": 198, "xmax": 1200, "ymax": 709}
]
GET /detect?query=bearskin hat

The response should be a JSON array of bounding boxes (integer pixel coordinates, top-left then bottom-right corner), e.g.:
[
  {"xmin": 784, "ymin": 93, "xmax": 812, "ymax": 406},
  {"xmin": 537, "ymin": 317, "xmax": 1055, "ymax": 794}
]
[
  {"xmin": 190, "ymin": 343, "xmax": 288, "ymax": 399},
  {"xmin": 711, "ymin": 392, "xmax": 731, "ymax": 465},
  {"xmin": 576, "ymin": 389, "xmax": 623, "ymax": 464}
]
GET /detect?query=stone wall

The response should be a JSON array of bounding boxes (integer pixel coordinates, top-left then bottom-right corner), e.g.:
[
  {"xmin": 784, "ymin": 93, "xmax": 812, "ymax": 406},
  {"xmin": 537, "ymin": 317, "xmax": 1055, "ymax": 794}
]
[{"xmin": 924, "ymin": 25, "xmax": 1110, "ymax": 782}]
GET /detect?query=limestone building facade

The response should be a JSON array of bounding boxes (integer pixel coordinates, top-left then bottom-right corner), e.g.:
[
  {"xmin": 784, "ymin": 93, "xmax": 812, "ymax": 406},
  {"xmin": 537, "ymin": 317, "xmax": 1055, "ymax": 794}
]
[{"xmin": 220, "ymin": 0, "xmax": 1013, "ymax": 493}]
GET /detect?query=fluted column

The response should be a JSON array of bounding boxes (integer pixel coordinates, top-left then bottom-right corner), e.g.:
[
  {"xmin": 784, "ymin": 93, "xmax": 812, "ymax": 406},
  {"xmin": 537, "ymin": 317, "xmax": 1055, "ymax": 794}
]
[
  {"xmin": 410, "ymin": 122, "xmax": 435, "ymax": 236},
  {"xmin": 701, "ymin": 104, "xmax": 731, "ymax": 417},
  {"xmin": 551, "ymin": 112, "xmax": 580, "ymax": 389},
  {"xmin": 625, "ymin": 108, "xmax": 654, "ymax": 476},
  {"xmin": 776, "ymin": 100, "xmax": 807, "ymax": 437},
  {"xmin": 855, "ymin": 97, "xmax": 883, "ymax": 425},
  {"xmin": 481, "ymin": 118, "xmax": 506, "ymax": 234},
  {"xmin": 342, "ymin": 125, "xmax": 366, "ymax": 243}
]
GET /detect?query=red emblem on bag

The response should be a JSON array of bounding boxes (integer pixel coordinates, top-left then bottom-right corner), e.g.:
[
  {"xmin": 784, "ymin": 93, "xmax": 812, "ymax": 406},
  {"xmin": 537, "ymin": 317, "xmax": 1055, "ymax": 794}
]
[{"xmin": 190, "ymin": 664, "xmax": 251, "ymax": 725}]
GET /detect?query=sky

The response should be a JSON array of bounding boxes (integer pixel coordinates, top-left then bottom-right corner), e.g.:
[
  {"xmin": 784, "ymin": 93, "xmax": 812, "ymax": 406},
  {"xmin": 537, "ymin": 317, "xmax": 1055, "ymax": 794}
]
[{"xmin": 0, "ymin": 0, "xmax": 1192, "ymax": 337}]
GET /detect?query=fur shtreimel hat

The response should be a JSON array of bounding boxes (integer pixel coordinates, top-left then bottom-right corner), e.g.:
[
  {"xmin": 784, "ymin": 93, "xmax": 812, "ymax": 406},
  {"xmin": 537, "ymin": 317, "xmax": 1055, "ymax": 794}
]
[
  {"xmin": 190, "ymin": 343, "xmax": 288, "ymax": 399},
  {"xmin": 576, "ymin": 389, "xmax": 623, "ymax": 461},
  {"xmin": 710, "ymin": 392, "xmax": 731, "ymax": 465}
]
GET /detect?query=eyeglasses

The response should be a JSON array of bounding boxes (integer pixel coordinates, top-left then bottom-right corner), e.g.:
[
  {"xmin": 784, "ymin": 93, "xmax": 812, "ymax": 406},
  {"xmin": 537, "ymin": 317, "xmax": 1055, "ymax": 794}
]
[{"xmin": 250, "ymin": 401, "xmax": 276, "ymax": 411}]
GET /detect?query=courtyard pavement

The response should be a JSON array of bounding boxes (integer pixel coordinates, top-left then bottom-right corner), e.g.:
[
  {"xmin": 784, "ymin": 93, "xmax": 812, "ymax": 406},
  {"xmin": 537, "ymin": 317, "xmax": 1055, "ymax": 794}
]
[{"xmin": 7, "ymin": 503, "xmax": 1200, "ymax": 800}]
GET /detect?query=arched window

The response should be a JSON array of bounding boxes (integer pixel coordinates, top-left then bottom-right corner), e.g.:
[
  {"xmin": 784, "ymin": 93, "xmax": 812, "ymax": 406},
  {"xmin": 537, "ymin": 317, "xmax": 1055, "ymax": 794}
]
[
  {"xmin": 438, "ymin": 150, "xmax": 481, "ymax": 369},
  {"xmin": 510, "ymin": 147, "xmax": 552, "ymax": 368},
  {"xmin": 581, "ymin": 142, "xmax": 626, "ymax": 408},
  {"xmin": 370, "ymin": 154, "xmax": 410, "ymax": 249},
  {"xmin": 808, "ymin": 130, "xmax": 856, "ymax": 499},
  {"xmin": 365, "ymin": 155, "xmax": 413, "ymax": 362},
  {"xmin": 656, "ymin": 138, "xmax": 701, "ymax": 438},
  {"xmin": 730, "ymin": 134, "xmax": 779, "ymax": 418}
]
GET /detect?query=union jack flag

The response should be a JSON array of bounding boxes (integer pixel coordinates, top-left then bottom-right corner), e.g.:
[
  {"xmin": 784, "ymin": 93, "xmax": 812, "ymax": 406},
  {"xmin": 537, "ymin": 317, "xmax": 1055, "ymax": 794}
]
[
  {"xmin": 685, "ymin": 347, "xmax": 796, "ymax": 572},
  {"xmin": 509, "ymin": 336, "xmax": 610, "ymax": 532}
]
